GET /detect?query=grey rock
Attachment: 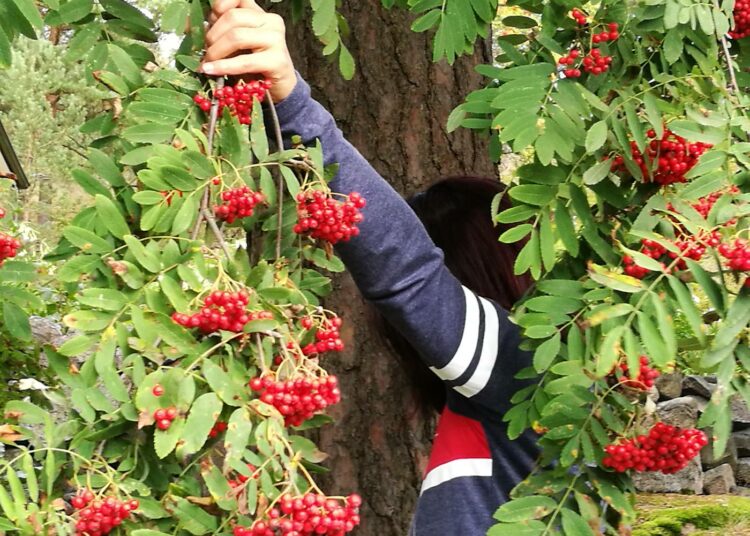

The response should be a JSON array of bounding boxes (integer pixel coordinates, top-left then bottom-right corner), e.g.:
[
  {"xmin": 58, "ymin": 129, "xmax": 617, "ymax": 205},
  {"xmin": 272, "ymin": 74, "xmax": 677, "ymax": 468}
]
[
  {"xmin": 704, "ymin": 463, "xmax": 736, "ymax": 495},
  {"xmin": 701, "ymin": 435, "xmax": 738, "ymax": 471},
  {"xmin": 682, "ymin": 375, "xmax": 717, "ymax": 399},
  {"xmin": 656, "ymin": 396, "xmax": 703, "ymax": 428},
  {"xmin": 655, "ymin": 372, "xmax": 683, "ymax": 400},
  {"xmin": 731, "ymin": 394, "xmax": 750, "ymax": 427},
  {"xmin": 29, "ymin": 316, "xmax": 66, "ymax": 347},
  {"xmin": 632, "ymin": 457, "xmax": 703, "ymax": 494},
  {"xmin": 735, "ymin": 430, "xmax": 750, "ymax": 456},
  {"xmin": 733, "ymin": 486, "xmax": 750, "ymax": 497},
  {"xmin": 737, "ymin": 459, "xmax": 750, "ymax": 486}
]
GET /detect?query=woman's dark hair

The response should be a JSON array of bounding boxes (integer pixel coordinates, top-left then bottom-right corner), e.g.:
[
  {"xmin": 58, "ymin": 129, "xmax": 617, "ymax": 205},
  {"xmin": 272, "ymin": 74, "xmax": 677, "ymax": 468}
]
[{"xmin": 377, "ymin": 176, "xmax": 534, "ymax": 412}]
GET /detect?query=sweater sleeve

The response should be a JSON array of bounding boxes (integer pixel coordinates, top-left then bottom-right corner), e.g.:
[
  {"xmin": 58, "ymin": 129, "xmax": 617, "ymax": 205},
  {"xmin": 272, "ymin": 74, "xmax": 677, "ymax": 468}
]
[{"xmin": 267, "ymin": 75, "xmax": 531, "ymax": 412}]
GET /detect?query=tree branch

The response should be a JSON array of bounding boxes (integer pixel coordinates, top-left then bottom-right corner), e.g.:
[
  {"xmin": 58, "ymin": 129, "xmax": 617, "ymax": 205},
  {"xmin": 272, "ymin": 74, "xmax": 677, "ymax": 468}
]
[
  {"xmin": 715, "ymin": 0, "xmax": 740, "ymax": 94},
  {"xmin": 191, "ymin": 78, "xmax": 226, "ymax": 241},
  {"xmin": 265, "ymin": 90, "xmax": 286, "ymax": 260}
]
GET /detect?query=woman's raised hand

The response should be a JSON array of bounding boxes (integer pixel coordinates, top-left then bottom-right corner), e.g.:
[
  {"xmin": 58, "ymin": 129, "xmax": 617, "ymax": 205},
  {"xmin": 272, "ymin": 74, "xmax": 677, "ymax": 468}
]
[{"xmin": 201, "ymin": 0, "xmax": 297, "ymax": 102}]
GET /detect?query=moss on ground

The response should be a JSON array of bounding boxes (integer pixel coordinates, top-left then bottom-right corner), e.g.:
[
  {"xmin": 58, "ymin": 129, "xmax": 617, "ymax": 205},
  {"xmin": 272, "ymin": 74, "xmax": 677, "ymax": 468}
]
[{"xmin": 633, "ymin": 494, "xmax": 750, "ymax": 536}]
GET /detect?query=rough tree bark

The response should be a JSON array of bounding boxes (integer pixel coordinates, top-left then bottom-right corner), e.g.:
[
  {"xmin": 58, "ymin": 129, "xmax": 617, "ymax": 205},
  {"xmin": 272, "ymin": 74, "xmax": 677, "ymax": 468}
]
[{"xmin": 272, "ymin": 2, "xmax": 495, "ymax": 534}]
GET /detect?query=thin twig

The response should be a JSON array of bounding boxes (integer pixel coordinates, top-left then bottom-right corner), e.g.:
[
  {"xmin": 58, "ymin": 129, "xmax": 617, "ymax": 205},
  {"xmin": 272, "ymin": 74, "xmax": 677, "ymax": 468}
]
[
  {"xmin": 715, "ymin": 0, "xmax": 740, "ymax": 94},
  {"xmin": 266, "ymin": 90, "xmax": 286, "ymax": 260},
  {"xmin": 191, "ymin": 78, "xmax": 226, "ymax": 240},
  {"xmin": 201, "ymin": 207, "xmax": 232, "ymax": 259}
]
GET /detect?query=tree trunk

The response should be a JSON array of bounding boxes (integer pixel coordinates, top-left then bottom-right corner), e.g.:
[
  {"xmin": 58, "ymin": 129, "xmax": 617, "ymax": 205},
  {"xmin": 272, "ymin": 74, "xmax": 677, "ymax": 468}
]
[{"xmin": 273, "ymin": 3, "xmax": 495, "ymax": 534}]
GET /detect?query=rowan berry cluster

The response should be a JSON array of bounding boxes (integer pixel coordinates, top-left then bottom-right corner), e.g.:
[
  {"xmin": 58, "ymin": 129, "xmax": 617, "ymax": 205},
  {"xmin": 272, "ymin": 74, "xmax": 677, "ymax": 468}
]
[
  {"xmin": 623, "ymin": 233, "xmax": 720, "ymax": 278},
  {"xmin": 249, "ymin": 375, "xmax": 341, "ymax": 427},
  {"xmin": 293, "ymin": 191, "xmax": 366, "ymax": 245},
  {"xmin": 730, "ymin": 0, "xmax": 750, "ymax": 39},
  {"xmin": 685, "ymin": 186, "xmax": 741, "ymax": 219},
  {"xmin": 0, "ymin": 232, "xmax": 20, "ymax": 265},
  {"xmin": 70, "ymin": 490, "xmax": 138, "ymax": 536},
  {"xmin": 153, "ymin": 406, "xmax": 178, "ymax": 430},
  {"xmin": 718, "ymin": 239, "xmax": 750, "ymax": 286},
  {"xmin": 570, "ymin": 8, "xmax": 587, "ymax": 25},
  {"xmin": 611, "ymin": 128, "xmax": 712, "ymax": 186},
  {"xmin": 616, "ymin": 355, "xmax": 660, "ymax": 390},
  {"xmin": 171, "ymin": 290, "xmax": 255, "ymax": 334},
  {"xmin": 214, "ymin": 186, "xmax": 265, "ymax": 224},
  {"xmin": 233, "ymin": 493, "xmax": 362, "ymax": 536},
  {"xmin": 603, "ymin": 423, "xmax": 707, "ymax": 474},
  {"xmin": 560, "ymin": 12, "xmax": 618, "ymax": 78},
  {"xmin": 208, "ymin": 420, "xmax": 228, "ymax": 438},
  {"xmin": 301, "ymin": 316, "xmax": 344, "ymax": 357},
  {"xmin": 193, "ymin": 79, "xmax": 272, "ymax": 124}
]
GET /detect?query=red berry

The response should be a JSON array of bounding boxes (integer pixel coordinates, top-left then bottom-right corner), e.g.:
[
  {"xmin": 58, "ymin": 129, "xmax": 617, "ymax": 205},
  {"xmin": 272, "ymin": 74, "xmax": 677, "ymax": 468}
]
[
  {"xmin": 152, "ymin": 384, "xmax": 164, "ymax": 397},
  {"xmin": 156, "ymin": 418, "xmax": 171, "ymax": 430}
]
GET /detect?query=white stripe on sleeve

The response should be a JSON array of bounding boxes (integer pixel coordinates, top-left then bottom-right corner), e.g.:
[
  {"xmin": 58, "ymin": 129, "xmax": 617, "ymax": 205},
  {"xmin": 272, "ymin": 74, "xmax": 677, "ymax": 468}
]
[
  {"xmin": 454, "ymin": 297, "xmax": 499, "ymax": 398},
  {"xmin": 420, "ymin": 458, "xmax": 494, "ymax": 494},
  {"xmin": 429, "ymin": 286, "xmax": 480, "ymax": 381}
]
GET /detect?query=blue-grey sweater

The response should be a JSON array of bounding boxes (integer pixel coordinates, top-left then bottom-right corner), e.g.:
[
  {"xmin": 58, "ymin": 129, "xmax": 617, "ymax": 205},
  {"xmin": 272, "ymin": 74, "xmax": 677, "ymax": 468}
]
[{"xmin": 271, "ymin": 76, "xmax": 539, "ymax": 536}]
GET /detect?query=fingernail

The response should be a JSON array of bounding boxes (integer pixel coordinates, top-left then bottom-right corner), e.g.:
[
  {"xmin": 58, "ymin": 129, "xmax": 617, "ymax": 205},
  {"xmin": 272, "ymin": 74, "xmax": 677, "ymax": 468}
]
[{"xmin": 202, "ymin": 63, "xmax": 215, "ymax": 74}]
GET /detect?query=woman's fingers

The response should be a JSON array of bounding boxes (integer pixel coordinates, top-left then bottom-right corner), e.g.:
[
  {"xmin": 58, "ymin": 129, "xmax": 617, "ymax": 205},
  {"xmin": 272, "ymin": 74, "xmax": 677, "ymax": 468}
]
[
  {"xmin": 203, "ymin": 28, "xmax": 277, "ymax": 62},
  {"xmin": 206, "ymin": 8, "xmax": 266, "ymax": 46},
  {"xmin": 200, "ymin": 50, "xmax": 274, "ymax": 77},
  {"xmin": 208, "ymin": 0, "xmax": 263, "ymax": 23}
]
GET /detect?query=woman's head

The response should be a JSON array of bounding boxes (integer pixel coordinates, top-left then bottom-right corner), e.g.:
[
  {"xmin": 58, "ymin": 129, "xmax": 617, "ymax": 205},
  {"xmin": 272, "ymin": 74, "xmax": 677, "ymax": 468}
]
[{"xmin": 380, "ymin": 176, "xmax": 533, "ymax": 412}]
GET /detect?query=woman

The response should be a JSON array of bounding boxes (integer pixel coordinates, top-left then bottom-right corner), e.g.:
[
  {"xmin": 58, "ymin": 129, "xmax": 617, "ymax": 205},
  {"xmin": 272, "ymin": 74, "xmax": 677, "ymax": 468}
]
[{"xmin": 201, "ymin": 2, "xmax": 540, "ymax": 533}]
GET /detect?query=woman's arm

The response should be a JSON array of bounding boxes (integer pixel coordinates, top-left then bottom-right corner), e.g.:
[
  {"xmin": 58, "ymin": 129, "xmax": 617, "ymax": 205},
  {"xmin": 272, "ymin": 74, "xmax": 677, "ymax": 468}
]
[
  {"xmin": 273, "ymin": 77, "xmax": 530, "ymax": 413},
  {"xmin": 202, "ymin": 1, "xmax": 532, "ymax": 413}
]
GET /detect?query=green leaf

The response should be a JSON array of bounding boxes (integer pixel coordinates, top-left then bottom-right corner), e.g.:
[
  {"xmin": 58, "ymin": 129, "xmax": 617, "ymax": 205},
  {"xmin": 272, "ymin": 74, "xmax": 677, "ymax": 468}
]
[
  {"xmin": 154, "ymin": 416, "xmax": 185, "ymax": 459},
  {"xmin": 509, "ymin": 185, "xmax": 556, "ymax": 206},
  {"xmin": 225, "ymin": 408, "xmax": 253, "ymax": 465},
  {"xmin": 180, "ymin": 393, "xmax": 222, "ymax": 455},
  {"xmin": 412, "ymin": 10, "xmax": 441, "ymax": 32},
  {"xmin": 203, "ymin": 360, "xmax": 243, "ymax": 407},
  {"xmin": 99, "ymin": 0, "xmax": 152, "ymax": 28},
  {"xmin": 10, "ymin": 0, "xmax": 44, "ymax": 30},
  {"xmin": 20, "ymin": 451, "xmax": 37, "ymax": 504},
  {"xmin": 533, "ymin": 332, "xmax": 561, "ymax": 371},
  {"xmin": 122, "ymin": 124, "xmax": 175, "ymax": 144},
  {"xmin": 46, "ymin": 0, "xmax": 92, "ymax": 24},
  {"xmin": 63, "ymin": 226, "xmax": 112, "ymax": 254},
  {"xmin": 108, "ymin": 44, "xmax": 143, "ymax": 87},
  {"xmin": 583, "ymin": 160, "xmax": 611, "ymax": 185},
  {"xmin": 250, "ymin": 100, "xmax": 269, "ymax": 160},
  {"xmin": 561, "ymin": 508, "xmax": 595, "ymax": 536},
  {"xmin": 95, "ymin": 195, "xmax": 130, "ymax": 239},
  {"xmin": 3, "ymin": 302, "xmax": 31, "ymax": 341},
  {"xmin": 487, "ymin": 521, "xmax": 545, "ymax": 536},
  {"xmin": 58, "ymin": 335, "xmax": 95, "ymax": 356},
  {"xmin": 78, "ymin": 288, "xmax": 127, "ymax": 311},
  {"xmin": 123, "ymin": 235, "xmax": 162, "ymax": 272},
  {"xmin": 685, "ymin": 260, "xmax": 724, "ymax": 312},
  {"xmin": 339, "ymin": 44, "xmax": 355, "ymax": 80},
  {"xmin": 171, "ymin": 194, "xmax": 198, "ymax": 235},
  {"xmin": 585, "ymin": 121, "xmax": 608, "ymax": 153},
  {"xmin": 0, "ymin": 26, "xmax": 13, "ymax": 69},
  {"xmin": 493, "ymin": 496, "xmax": 557, "ymax": 522},
  {"xmin": 72, "ymin": 169, "xmax": 111, "ymax": 199},
  {"xmin": 88, "ymin": 148, "xmax": 126, "ymax": 187},
  {"xmin": 95, "ymin": 334, "xmax": 129, "ymax": 402},
  {"xmin": 596, "ymin": 326, "xmax": 624, "ymax": 377},
  {"xmin": 63, "ymin": 310, "xmax": 114, "ymax": 332},
  {"xmin": 499, "ymin": 224, "xmax": 533, "ymax": 244},
  {"xmin": 638, "ymin": 312, "xmax": 669, "ymax": 366}
]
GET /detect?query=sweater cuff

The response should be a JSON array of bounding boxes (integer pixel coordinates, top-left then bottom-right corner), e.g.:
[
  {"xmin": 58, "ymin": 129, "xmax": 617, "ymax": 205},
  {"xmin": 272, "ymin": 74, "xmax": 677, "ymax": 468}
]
[{"xmin": 269, "ymin": 72, "xmax": 312, "ymax": 126}]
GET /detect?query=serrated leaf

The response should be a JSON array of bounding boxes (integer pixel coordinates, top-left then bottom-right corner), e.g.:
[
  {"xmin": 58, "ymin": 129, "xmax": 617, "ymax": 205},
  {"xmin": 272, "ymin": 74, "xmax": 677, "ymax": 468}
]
[
  {"xmin": 493, "ymin": 496, "xmax": 557, "ymax": 523},
  {"xmin": 585, "ymin": 121, "xmax": 608, "ymax": 153},
  {"xmin": 95, "ymin": 195, "xmax": 130, "ymax": 239},
  {"xmin": 180, "ymin": 393, "xmax": 222, "ymax": 455}
]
